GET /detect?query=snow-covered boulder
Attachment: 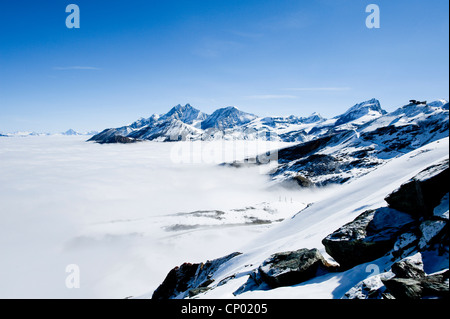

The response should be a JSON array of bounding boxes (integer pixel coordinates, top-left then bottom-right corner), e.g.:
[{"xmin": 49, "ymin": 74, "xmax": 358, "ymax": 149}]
[
  {"xmin": 322, "ymin": 207, "xmax": 415, "ymax": 269},
  {"xmin": 256, "ymin": 248, "xmax": 337, "ymax": 288},
  {"xmin": 343, "ymin": 271, "xmax": 395, "ymax": 299},
  {"xmin": 391, "ymin": 253, "xmax": 426, "ymax": 279},
  {"xmin": 385, "ymin": 159, "xmax": 449, "ymax": 218},
  {"xmin": 382, "ymin": 270, "xmax": 449, "ymax": 299}
]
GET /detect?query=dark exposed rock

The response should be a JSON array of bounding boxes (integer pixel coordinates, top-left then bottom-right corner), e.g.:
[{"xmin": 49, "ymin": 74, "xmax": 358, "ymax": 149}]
[
  {"xmin": 322, "ymin": 207, "xmax": 415, "ymax": 269},
  {"xmin": 188, "ymin": 287, "xmax": 211, "ymax": 297},
  {"xmin": 391, "ymin": 256, "xmax": 426, "ymax": 279},
  {"xmin": 92, "ymin": 134, "xmax": 138, "ymax": 144},
  {"xmin": 152, "ymin": 252, "xmax": 242, "ymax": 299},
  {"xmin": 383, "ymin": 278, "xmax": 424, "ymax": 299},
  {"xmin": 151, "ymin": 262, "xmax": 199, "ymax": 300},
  {"xmin": 257, "ymin": 248, "xmax": 337, "ymax": 288},
  {"xmin": 385, "ymin": 160, "xmax": 449, "ymax": 218},
  {"xmin": 275, "ymin": 133, "xmax": 342, "ymax": 164},
  {"xmin": 383, "ymin": 271, "xmax": 449, "ymax": 299},
  {"xmin": 292, "ymin": 174, "xmax": 314, "ymax": 187}
]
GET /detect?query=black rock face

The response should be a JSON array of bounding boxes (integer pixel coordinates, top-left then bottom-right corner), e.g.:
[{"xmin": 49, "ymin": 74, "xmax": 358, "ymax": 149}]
[
  {"xmin": 383, "ymin": 271, "xmax": 449, "ymax": 299},
  {"xmin": 385, "ymin": 160, "xmax": 449, "ymax": 218},
  {"xmin": 152, "ymin": 252, "xmax": 241, "ymax": 299},
  {"xmin": 391, "ymin": 257, "xmax": 426, "ymax": 279},
  {"xmin": 152, "ymin": 262, "xmax": 200, "ymax": 300},
  {"xmin": 322, "ymin": 208, "xmax": 415, "ymax": 270}
]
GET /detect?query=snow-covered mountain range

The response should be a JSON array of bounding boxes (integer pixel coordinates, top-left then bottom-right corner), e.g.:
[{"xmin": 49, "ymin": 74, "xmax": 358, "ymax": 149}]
[
  {"xmin": 0, "ymin": 129, "xmax": 98, "ymax": 137},
  {"xmin": 88, "ymin": 99, "xmax": 449, "ymax": 188},
  {"xmin": 247, "ymin": 99, "xmax": 449, "ymax": 187},
  {"xmin": 88, "ymin": 99, "xmax": 448, "ymax": 144}
]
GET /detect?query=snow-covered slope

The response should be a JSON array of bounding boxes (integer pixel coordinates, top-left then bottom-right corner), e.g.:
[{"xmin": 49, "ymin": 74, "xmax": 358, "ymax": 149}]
[{"xmin": 146, "ymin": 137, "xmax": 449, "ymax": 299}]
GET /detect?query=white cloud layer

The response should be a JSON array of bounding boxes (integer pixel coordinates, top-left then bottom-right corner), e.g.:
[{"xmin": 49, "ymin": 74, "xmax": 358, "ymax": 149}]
[{"xmin": 0, "ymin": 136, "xmax": 302, "ymax": 298}]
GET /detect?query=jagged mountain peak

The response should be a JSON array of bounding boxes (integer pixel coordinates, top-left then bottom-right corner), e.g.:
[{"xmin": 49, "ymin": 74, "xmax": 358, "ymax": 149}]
[
  {"xmin": 161, "ymin": 103, "xmax": 208, "ymax": 125},
  {"xmin": 302, "ymin": 112, "xmax": 324, "ymax": 123},
  {"xmin": 211, "ymin": 105, "xmax": 246, "ymax": 115},
  {"xmin": 167, "ymin": 103, "xmax": 195, "ymax": 113},
  {"xmin": 201, "ymin": 106, "xmax": 258, "ymax": 130},
  {"xmin": 340, "ymin": 98, "xmax": 385, "ymax": 117},
  {"xmin": 335, "ymin": 98, "xmax": 386, "ymax": 126},
  {"xmin": 62, "ymin": 129, "xmax": 80, "ymax": 136}
]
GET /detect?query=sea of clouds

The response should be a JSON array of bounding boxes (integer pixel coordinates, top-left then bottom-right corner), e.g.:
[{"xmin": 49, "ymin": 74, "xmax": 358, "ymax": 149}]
[{"xmin": 0, "ymin": 135, "xmax": 312, "ymax": 298}]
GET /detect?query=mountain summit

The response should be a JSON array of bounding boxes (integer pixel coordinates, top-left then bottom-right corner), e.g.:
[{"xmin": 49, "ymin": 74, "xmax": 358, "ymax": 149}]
[
  {"xmin": 161, "ymin": 104, "xmax": 208, "ymax": 125},
  {"xmin": 201, "ymin": 106, "xmax": 257, "ymax": 130},
  {"xmin": 335, "ymin": 98, "xmax": 386, "ymax": 126}
]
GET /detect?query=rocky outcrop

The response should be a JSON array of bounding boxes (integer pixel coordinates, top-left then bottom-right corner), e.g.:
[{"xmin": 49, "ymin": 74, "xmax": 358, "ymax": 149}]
[
  {"xmin": 322, "ymin": 207, "xmax": 415, "ymax": 269},
  {"xmin": 292, "ymin": 174, "xmax": 314, "ymax": 188},
  {"xmin": 152, "ymin": 252, "xmax": 241, "ymax": 299},
  {"xmin": 343, "ymin": 271, "xmax": 395, "ymax": 299},
  {"xmin": 385, "ymin": 160, "xmax": 449, "ymax": 218},
  {"xmin": 88, "ymin": 133, "xmax": 138, "ymax": 144},
  {"xmin": 234, "ymin": 248, "xmax": 337, "ymax": 294},
  {"xmin": 382, "ymin": 270, "xmax": 449, "ymax": 299},
  {"xmin": 391, "ymin": 255, "xmax": 426, "ymax": 279},
  {"xmin": 343, "ymin": 238, "xmax": 449, "ymax": 300},
  {"xmin": 324, "ymin": 160, "xmax": 449, "ymax": 271},
  {"xmin": 257, "ymin": 248, "xmax": 337, "ymax": 288}
]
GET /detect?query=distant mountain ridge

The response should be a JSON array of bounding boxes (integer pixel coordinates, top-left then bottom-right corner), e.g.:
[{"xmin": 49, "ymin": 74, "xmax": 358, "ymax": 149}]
[
  {"xmin": 1, "ymin": 129, "xmax": 98, "ymax": 137},
  {"xmin": 87, "ymin": 98, "xmax": 448, "ymax": 144},
  {"xmin": 230, "ymin": 99, "xmax": 449, "ymax": 187}
]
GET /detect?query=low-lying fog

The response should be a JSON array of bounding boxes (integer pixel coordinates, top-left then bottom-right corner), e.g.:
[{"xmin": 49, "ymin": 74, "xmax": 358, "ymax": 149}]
[{"xmin": 0, "ymin": 136, "xmax": 324, "ymax": 298}]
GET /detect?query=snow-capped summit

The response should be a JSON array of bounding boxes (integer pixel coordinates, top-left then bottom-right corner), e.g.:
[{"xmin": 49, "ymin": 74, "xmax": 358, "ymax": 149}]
[
  {"xmin": 427, "ymin": 99, "xmax": 449, "ymax": 109},
  {"xmin": 62, "ymin": 129, "xmax": 81, "ymax": 136},
  {"xmin": 161, "ymin": 104, "xmax": 208, "ymax": 125},
  {"xmin": 201, "ymin": 106, "xmax": 257, "ymax": 130},
  {"xmin": 302, "ymin": 112, "xmax": 324, "ymax": 124},
  {"xmin": 335, "ymin": 98, "xmax": 386, "ymax": 126}
]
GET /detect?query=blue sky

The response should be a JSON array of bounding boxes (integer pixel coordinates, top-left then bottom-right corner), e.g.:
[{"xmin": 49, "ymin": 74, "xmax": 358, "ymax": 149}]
[{"xmin": 0, "ymin": 0, "xmax": 448, "ymax": 133}]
